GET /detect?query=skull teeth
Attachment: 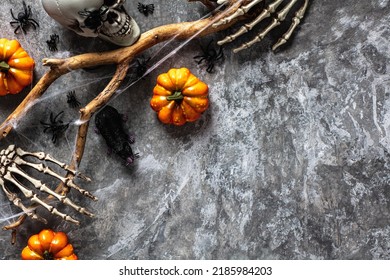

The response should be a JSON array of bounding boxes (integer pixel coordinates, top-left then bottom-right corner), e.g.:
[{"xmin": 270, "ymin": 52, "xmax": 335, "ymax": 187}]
[
  {"xmin": 100, "ymin": 14, "xmax": 133, "ymax": 38},
  {"xmin": 116, "ymin": 15, "xmax": 132, "ymax": 37}
]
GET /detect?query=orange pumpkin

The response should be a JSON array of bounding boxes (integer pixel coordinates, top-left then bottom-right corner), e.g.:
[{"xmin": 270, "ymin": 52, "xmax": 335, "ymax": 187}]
[
  {"xmin": 21, "ymin": 229, "xmax": 78, "ymax": 260},
  {"xmin": 150, "ymin": 67, "xmax": 209, "ymax": 126},
  {"xmin": 0, "ymin": 38, "xmax": 35, "ymax": 96}
]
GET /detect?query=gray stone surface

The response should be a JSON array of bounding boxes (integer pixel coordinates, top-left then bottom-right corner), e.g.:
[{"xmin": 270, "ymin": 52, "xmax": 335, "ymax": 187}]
[{"xmin": 1, "ymin": 0, "xmax": 390, "ymax": 260}]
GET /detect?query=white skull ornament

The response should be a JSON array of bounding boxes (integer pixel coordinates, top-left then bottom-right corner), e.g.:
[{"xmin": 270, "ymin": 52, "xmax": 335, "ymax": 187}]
[{"xmin": 41, "ymin": 0, "xmax": 140, "ymax": 46}]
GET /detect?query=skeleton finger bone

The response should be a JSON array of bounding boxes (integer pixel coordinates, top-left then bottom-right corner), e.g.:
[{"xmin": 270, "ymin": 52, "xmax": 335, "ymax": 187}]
[
  {"xmin": 233, "ymin": 0, "xmax": 298, "ymax": 52},
  {"xmin": 4, "ymin": 170, "xmax": 81, "ymax": 224},
  {"xmin": 217, "ymin": 0, "xmax": 283, "ymax": 45},
  {"xmin": 15, "ymin": 147, "xmax": 92, "ymax": 182},
  {"xmin": 0, "ymin": 179, "xmax": 46, "ymax": 223},
  {"xmin": 14, "ymin": 155, "xmax": 96, "ymax": 200},
  {"xmin": 9, "ymin": 163, "xmax": 94, "ymax": 216},
  {"xmin": 0, "ymin": 145, "xmax": 96, "ymax": 226},
  {"xmin": 271, "ymin": 0, "xmax": 309, "ymax": 50},
  {"xmin": 215, "ymin": 0, "xmax": 309, "ymax": 53},
  {"xmin": 213, "ymin": 0, "xmax": 263, "ymax": 27}
]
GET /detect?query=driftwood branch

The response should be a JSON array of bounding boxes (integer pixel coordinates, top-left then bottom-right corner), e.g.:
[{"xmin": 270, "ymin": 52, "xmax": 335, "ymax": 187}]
[{"xmin": 1, "ymin": 0, "xmax": 246, "ymax": 234}]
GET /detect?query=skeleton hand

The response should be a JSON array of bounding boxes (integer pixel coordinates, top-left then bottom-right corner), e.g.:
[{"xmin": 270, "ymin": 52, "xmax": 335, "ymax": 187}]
[
  {"xmin": 0, "ymin": 145, "xmax": 96, "ymax": 226},
  {"xmin": 213, "ymin": 0, "xmax": 310, "ymax": 53}
]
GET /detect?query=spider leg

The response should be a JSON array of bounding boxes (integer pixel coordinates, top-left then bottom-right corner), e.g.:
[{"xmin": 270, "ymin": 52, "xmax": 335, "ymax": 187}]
[
  {"xmin": 10, "ymin": 9, "xmax": 17, "ymax": 20},
  {"xmin": 217, "ymin": 0, "xmax": 284, "ymax": 46},
  {"xmin": 216, "ymin": 47, "xmax": 224, "ymax": 60},
  {"xmin": 52, "ymin": 111, "xmax": 64, "ymax": 123},
  {"xmin": 12, "ymin": 25, "xmax": 21, "ymax": 34},
  {"xmin": 271, "ymin": 0, "xmax": 309, "ymax": 51},
  {"xmin": 148, "ymin": 5, "xmax": 155, "ymax": 14},
  {"xmin": 206, "ymin": 63, "xmax": 214, "ymax": 73},
  {"xmin": 194, "ymin": 56, "xmax": 207, "ymax": 64},
  {"xmin": 41, "ymin": 124, "xmax": 51, "ymax": 132},
  {"xmin": 29, "ymin": 19, "xmax": 39, "ymax": 29},
  {"xmin": 0, "ymin": 178, "xmax": 46, "ymax": 223},
  {"xmin": 23, "ymin": 1, "xmax": 29, "ymax": 13},
  {"xmin": 51, "ymin": 133, "xmax": 58, "ymax": 144},
  {"xmin": 233, "ymin": 0, "xmax": 299, "ymax": 53}
]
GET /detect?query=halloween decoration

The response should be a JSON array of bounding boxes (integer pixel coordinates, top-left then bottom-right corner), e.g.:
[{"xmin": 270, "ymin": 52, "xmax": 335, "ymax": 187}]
[
  {"xmin": 41, "ymin": 0, "xmax": 141, "ymax": 47},
  {"xmin": 150, "ymin": 67, "xmax": 209, "ymax": 126},
  {"xmin": 95, "ymin": 105, "xmax": 138, "ymax": 166},
  {"xmin": 40, "ymin": 111, "xmax": 70, "ymax": 144},
  {"xmin": 10, "ymin": 1, "xmax": 39, "ymax": 34},
  {"xmin": 194, "ymin": 40, "xmax": 223, "ymax": 73},
  {"xmin": 21, "ymin": 229, "xmax": 78, "ymax": 260},
  {"xmin": 46, "ymin": 34, "xmax": 59, "ymax": 52},
  {"xmin": 134, "ymin": 55, "xmax": 151, "ymax": 78},
  {"xmin": 0, "ymin": 0, "xmax": 309, "ymax": 234},
  {"xmin": 137, "ymin": 3, "xmax": 155, "ymax": 16},
  {"xmin": 0, "ymin": 145, "xmax": 96, "ymax": 226},
  {"xmin": 67, "ymin": 90, "xmax": 81, "ymax": 108},
  {"xmin": 214, "ymin": 0, "xmax": 310, "ymax": 52},
  {"xmin": 0, "ymin": 38, "xmax": 35, "ymax": 96}
]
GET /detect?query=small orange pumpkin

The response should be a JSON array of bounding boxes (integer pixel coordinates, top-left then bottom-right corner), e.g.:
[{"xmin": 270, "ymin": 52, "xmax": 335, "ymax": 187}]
[
  {"xmin": 0, "ymin": 38, "xmax": 35, "ymax": 96},
  {"xmin": 150, "ymin": 67, "xmax": 209, "ymax": 126},
  {"xmin": 21, "ymin": 229, "xmax": 78, "ymax": 260}
]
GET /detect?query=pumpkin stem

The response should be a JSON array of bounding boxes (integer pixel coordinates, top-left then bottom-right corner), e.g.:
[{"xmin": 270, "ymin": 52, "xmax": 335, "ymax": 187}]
[
  {"xmin": 43, "ymin": 250, "xmax": 54, "ymax": 260},
  {"xmin": 167, "ymin": 91, "xmax": 184, "ymax": 101},
  {"xmin": 0, "ymin": 61, "xmax": 10, "ymax": 72}
]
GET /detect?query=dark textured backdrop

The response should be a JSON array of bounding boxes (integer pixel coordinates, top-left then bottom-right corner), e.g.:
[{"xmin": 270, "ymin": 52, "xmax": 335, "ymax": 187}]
[{"xmin": 1, "ymin": 0, "xmax": 390, "ymax": 259}]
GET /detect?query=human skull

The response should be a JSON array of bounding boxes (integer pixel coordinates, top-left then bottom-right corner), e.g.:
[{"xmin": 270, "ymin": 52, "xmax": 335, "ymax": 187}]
[{"xmin": 41, "ymin": 0, "xmax": 141, "ymax": 46}]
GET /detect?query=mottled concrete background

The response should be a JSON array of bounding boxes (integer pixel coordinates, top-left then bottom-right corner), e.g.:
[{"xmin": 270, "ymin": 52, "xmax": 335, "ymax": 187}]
[{"xmin": 1, "ymin": 0, "xmax": 390, "ymax": 260}]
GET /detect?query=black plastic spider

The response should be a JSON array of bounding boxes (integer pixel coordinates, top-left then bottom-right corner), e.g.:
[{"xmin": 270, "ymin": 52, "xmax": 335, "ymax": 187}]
[
  {"xmin": 10, "ymin": 1, "xmax": 39, "ymax": 34},
  {"xmin": 194, "ymin": 40, "xmax": 224, "ymax": 73},
  {"xmin": 78, "ymin": 6, "xmax": 109, "ymax": 32},
  {"xmin": 134, "ymin": 55, "xmax": 151, "ymax": 78},
  {"xmin": 46, "ymin": 34, "xmax": 59, "ymax": 52},
  {"xmin": 138, "ymin": 3, "xmax": 154, "ymax": 16},
  {"xmin": 67, "ymin": 91, "xmax": 81, "ymax": 108},
  {"xmin": 40, "ymin": 111, "xmax": 70, "ymax": 144}
]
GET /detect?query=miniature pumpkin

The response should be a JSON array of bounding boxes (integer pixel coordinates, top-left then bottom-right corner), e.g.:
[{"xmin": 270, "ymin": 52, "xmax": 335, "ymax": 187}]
[
  {"xmin": 21, "ymin": 229, "xmax": 78, "ymax": 260},
  {"xmin": 150, "ymin": 67, "xmax": 209, "ymax": 126},
  {"xmin": 0, "ymin": 38, "xmax": 35, "ymax": 96}
]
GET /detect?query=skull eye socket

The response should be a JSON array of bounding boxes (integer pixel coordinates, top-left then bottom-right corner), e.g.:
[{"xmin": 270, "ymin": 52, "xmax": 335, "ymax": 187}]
[
  {"xmin": 78, "ymin": 9, "xmax": 104, "ymax": 31},
  {"xmin": 106, "ymin": 11, "xmax": 119, "ymax": 24},
  {"xmin": 84, "ymin": 13, "xmax": 102, "ymax": 30}
]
